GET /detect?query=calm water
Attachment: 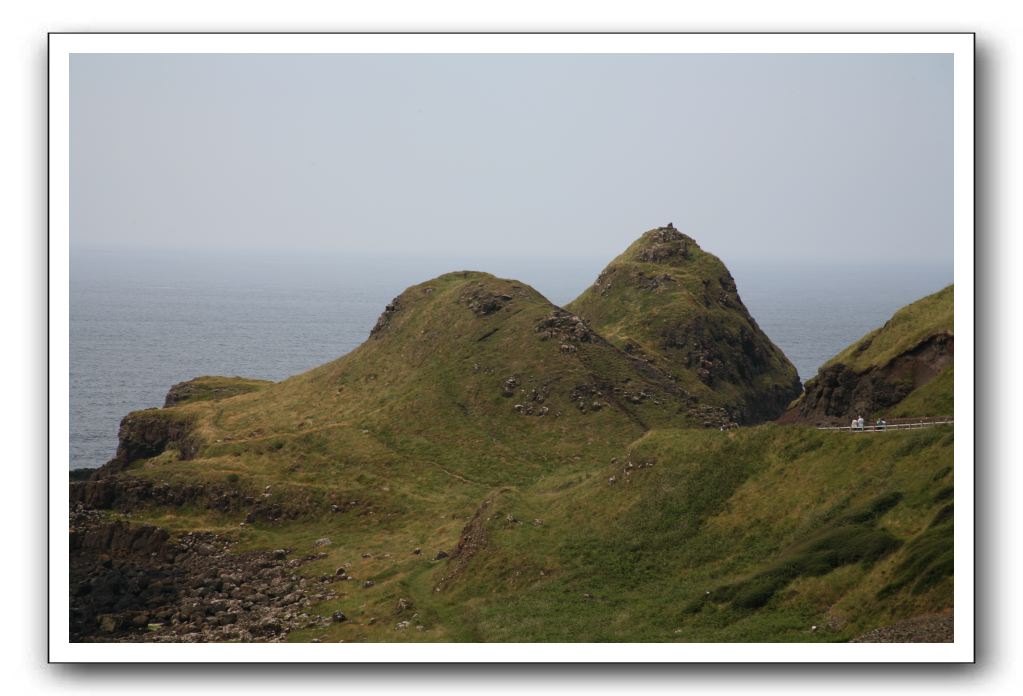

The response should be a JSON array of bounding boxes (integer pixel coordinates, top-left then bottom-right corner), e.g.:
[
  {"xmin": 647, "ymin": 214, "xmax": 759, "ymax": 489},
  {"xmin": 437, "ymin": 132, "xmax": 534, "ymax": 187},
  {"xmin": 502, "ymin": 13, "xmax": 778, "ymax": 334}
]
[{"xmin": 69, "ymin": 249, "xmax": 951, "ymax": 470}]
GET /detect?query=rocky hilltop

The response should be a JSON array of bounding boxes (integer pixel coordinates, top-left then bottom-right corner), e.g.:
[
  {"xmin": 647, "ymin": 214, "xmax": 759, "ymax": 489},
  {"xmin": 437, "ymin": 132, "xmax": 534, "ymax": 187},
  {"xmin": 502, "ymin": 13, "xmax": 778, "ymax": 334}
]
[
  {"xmin": 68, "ymin": 228, "xmax": 955, "ymax": 644},
  {"xmin": 781, "ymin": 285, "xmax": 953, "ymax": 424},
  {"xmin": 567, "ymin": 225, "xmax": 802, "ymax": 423}
]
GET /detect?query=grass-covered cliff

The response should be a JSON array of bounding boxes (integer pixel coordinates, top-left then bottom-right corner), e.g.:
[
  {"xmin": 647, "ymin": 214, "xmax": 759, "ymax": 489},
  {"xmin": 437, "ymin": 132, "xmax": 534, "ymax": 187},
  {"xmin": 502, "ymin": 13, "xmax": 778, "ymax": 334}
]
[{"xmin": 783, "ymin": 285, "xmax": 953, "ymax": 424}]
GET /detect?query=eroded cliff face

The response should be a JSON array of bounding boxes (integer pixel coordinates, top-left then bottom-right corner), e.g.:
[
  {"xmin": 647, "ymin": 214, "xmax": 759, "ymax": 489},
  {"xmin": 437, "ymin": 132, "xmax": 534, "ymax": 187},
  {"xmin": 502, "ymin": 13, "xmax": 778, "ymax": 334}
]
[
  {"xmin": 782, "ymin": 332, "xmax": 953, "ymax": 424},
  {"xmin": 92, "ymin": 408, "xmax": 202, "ymax": 478}
]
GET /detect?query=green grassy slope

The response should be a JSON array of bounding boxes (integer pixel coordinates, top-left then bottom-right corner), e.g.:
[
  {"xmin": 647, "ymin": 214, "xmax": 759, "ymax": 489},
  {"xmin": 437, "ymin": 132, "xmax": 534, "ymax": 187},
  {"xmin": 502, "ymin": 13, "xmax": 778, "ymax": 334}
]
[
  {"xmin": 389, "ymin": 425, "xmax": 952, "ymax": 642},
  {"xmin": 567, "ymin": 226, "xmax": 801, "ymax": 423},
  {"xmin": 121, "ymin": 423, "xmax": 951, "ymax": 642},
  {"xmin": 889, "ymin": 366, "xmax": 955, "ymax": 418},
  {"xmin": 83, "ymin": 269, "xmax": 954, "ymax": 643},
  {"xmin": 188, "ymin": 271, "xmax": 715, "ymax": 487},
  {"xmin": 163, "ymin": 376, "xmax": 272, "ymax": 407}
]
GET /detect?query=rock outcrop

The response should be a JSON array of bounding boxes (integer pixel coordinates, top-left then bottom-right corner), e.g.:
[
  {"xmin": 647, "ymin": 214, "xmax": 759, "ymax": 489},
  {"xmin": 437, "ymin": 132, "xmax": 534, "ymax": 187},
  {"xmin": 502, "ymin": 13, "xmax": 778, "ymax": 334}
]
[
  {"xmin": 781, "ymin": 285, "xmax": 953, "ymax": 424},
  {"xmin": 784, "ymin": 333, "xmax": 953, "ymax": 423},
  {"xmin": 69, "ymin": 508, "xmax": 340, "ymax": 643},
  {"xmin": 92, "ymin": 409, "xmax": 202, "ymax": 478}
]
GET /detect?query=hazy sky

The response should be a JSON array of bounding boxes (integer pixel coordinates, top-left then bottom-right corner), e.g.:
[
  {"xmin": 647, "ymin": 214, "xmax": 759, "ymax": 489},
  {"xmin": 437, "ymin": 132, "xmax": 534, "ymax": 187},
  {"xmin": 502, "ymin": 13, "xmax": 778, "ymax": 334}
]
[{"xmin": 70, "ymin": 53, "xmax": 953, "ymax": 267}]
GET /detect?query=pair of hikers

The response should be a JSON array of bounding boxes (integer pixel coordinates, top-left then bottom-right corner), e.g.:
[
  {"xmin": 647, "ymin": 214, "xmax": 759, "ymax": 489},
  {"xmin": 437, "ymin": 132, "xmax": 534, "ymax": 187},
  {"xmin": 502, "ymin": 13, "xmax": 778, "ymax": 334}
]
[{"xmin": 850, "ymin": 415, "xmax": 887, "ymax": 431}]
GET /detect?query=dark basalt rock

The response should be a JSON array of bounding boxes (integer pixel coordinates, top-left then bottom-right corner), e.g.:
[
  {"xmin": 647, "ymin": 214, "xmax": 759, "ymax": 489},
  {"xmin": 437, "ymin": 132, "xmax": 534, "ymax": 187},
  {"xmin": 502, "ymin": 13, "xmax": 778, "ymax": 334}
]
[
  {"xmin": 90, "ymin": 409, "xmax": 202, "ymax": 479},
  {"xmin": 370, "ymin": 298, "xmax": 401, "ymax": 337},
  {"xmin": 787, "ymin": 332, "xmax": 953, "ymax": 423},
  {"xmin": 460, "ymin": 286, "xmax": 513, "ymax": 316},
  {"xmin": 69, "ymin": 509, "xmax": 341, "ymax": 643},
  {"xmin": 69, "ymin": 473, "xmax": 342, "ymax": 524}
]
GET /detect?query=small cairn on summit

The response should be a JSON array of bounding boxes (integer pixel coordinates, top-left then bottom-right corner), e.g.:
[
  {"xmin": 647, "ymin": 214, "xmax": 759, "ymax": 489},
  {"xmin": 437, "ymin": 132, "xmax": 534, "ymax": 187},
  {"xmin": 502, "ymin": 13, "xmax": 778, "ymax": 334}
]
[{"xmin": 637, "ymin": 225, "xmax": 693, "ymax": 264}]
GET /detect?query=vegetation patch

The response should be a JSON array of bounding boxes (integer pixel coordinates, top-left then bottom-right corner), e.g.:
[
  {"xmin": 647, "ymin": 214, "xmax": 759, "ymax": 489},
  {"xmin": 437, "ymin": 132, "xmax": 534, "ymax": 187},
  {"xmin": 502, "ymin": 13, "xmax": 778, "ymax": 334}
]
[
  {"xmin": 705, "ymin": 495, "xmax": 904, "ymax": 610},
  {"xmin": 877, "ymin": 505, "xmax": 954, "ymax": 598},
  {"xmin": 163, "ymin": 376, "xmax": 272, "ymax": 407}
]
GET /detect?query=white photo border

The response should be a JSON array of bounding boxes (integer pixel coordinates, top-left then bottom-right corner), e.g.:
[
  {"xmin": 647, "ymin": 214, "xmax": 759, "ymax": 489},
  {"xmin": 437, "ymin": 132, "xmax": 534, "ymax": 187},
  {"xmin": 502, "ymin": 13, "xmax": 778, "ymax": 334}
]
[{"xmin": 49, "ymin": 31, "xmax": 975, "ymax": 664}]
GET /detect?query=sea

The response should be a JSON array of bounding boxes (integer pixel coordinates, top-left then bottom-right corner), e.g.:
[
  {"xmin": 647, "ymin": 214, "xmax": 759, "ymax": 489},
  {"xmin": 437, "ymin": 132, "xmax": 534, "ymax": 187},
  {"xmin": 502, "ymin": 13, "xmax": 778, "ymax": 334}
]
[{"xmin": 69, "ymin": 248, "xmax": 953, "ymax": 470}]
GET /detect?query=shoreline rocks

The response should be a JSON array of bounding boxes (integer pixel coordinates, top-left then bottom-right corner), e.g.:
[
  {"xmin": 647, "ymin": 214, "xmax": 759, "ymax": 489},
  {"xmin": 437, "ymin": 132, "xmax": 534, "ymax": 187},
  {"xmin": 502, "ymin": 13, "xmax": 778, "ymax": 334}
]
[{"xmin": 69, "ymin": 505, "xmax": 341, "ymax": 643}]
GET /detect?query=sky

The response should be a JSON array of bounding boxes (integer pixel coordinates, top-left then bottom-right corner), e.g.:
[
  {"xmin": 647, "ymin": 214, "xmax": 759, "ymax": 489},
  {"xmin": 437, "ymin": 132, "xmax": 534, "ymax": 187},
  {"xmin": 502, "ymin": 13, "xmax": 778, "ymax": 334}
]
[{"xmin": 70, "ymin": 52, "xmax": 954, "ymax": 268}]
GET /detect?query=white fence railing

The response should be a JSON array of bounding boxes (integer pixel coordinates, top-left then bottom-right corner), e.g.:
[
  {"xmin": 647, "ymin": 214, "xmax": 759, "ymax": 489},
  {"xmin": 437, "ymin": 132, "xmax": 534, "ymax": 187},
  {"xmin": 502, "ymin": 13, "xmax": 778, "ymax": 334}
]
[{"xmin": 817, "ymin": 419, "xmax": 953, "ymax": 432}]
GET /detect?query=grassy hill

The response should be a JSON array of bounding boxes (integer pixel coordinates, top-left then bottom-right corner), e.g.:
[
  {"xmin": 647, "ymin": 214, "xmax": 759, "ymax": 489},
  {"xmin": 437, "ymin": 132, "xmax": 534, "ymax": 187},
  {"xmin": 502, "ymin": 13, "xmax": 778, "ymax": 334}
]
[
  {"xmin": 567, "ymin": 226, "xmax": 801, "ymax": 423},
  {"xmin": 70, "ymin": 240, "xmax": 955, "ymax": 644},
  {"xmin": 154, "ymin": 270, "xmax": 721, "ymax": 492}
]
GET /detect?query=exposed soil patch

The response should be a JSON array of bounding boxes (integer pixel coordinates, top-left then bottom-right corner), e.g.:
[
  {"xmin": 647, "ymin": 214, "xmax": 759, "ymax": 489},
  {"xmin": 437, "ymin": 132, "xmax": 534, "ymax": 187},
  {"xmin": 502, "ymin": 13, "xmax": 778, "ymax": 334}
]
[{"xmin": 434, "ymin": 498, "xmax": 491, "ymax": 591}]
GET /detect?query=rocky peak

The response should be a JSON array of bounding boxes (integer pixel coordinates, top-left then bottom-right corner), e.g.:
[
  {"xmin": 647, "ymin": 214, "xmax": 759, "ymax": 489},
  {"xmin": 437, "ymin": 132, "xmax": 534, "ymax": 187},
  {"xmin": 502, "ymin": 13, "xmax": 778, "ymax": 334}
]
[
  {"xmin": 567, "ymin": 225, "xmax": 802, "ymax": 423},
  {"xmin": 634, "ymin": 225, "xmax": 698, "ymax": 265}
]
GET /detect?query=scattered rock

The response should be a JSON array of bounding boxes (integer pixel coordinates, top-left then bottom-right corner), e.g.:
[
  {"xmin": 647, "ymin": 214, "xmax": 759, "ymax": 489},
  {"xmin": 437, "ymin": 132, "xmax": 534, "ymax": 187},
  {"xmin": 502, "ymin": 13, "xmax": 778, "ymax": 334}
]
[
  {"xmin": 536, "ymin": 310, "xmax": 593, "ymax": 343},
  {"xmin": 69, "ymin": 514, "xmax": 335, "ymax": 643},
  {"xmin": 98, "ymin": 614, "xmax": 121, "ymax": 633},
  {"xmin": 502, "ymin": 377, "xmax": 520, "ymax": 397},
  {"xmin": 850, "ymin": 614, "xmax": 954, "ymax": 643},
  {"xmin": 460, "ymin": 286, "xmax": 512, "ymax": 316}
]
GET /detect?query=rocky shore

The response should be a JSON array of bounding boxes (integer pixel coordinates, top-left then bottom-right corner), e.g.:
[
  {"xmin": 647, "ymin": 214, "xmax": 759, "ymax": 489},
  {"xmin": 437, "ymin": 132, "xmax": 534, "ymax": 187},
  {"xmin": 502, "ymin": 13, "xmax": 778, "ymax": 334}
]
[
  {"xmin": 850, "ymin": 614, "xmax": 954, "ymax": 643},
  {"xmin": 69, "ymin": 505, "xmax": 347, "ymax": 643}
]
